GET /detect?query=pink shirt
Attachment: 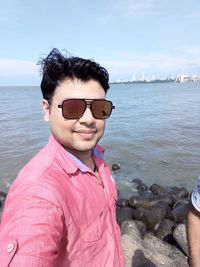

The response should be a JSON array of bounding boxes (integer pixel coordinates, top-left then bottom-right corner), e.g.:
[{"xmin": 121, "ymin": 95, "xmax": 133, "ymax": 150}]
[{"xmin": 0, "ymin": 135, "xmax": 124, "ymax": 267}]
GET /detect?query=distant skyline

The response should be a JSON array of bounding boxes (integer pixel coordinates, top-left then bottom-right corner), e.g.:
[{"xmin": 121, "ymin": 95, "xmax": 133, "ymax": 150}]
[{"xmin": 0, "ymin": 0, "xmax": 200, "ymax": 85}]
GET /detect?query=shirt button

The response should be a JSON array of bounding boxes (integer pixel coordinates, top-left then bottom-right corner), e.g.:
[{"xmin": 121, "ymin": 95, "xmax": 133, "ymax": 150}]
[{"xmin": 6, "ymin": 243, "xmax": 15, "ymax": 253}]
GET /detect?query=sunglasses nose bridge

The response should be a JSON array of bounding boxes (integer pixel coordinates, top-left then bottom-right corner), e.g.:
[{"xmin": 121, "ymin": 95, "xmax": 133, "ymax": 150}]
[
  {"xmin": 78, "ymin": 101, "xmax": 96, "ymax": 122},
  {"xmin": 84, "ymin": 101, "xmax": 95, "ymax": 116}
]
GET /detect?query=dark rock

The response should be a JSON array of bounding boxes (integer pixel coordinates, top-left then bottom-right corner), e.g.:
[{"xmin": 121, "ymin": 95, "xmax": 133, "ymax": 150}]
[
  {"xmin": 149, "ymin": 183, "xmax": 167, "ymax": 196},
  {"xmin": 143, "ymin": 201, "xmax": 169, "ymax": 232},
  {"xmin": 117, "ymin": 198, "xmax": 129, "ymax": 208},
  {"xmin": 167, "ymin": 187, "xmax": 189, "ymax": 205},
  {"xmin": 0, "ymin": 191, "xmax": 7, "ymax": 198},
  {"xmin": 132, "ymin": 178, "xmax": 148, "ymax": 191},
  {"xmin": 170, "ymin": 202, "xmax": 189, "ymax": 223},
  {"xmin": 136, "ymin": 183, "xmax": 148, "ymax": 192},
  {"xmin": 129, "ymin": 195, "xmax": 153, "ymax": 209},
  {"xmin": 0, "ymin": 191, "xmax": 6, "ymax": 215},
  {"xmin": 129, "ymin": 194, "xmax": 172, "ymax": 209},
  {"xmin": 160, "ymin": 160, "xmax": 168, "ymax": 165},
  {"xmin": 112, "ymin": 163, "xmax": 120, "ymax": 171},
  {"xmin": 131, "ymin": 249, "xmax": 157, "ymax": 267},
  {"xmin": 154, "ymin": 219, "xmax": 175, "ymax": 245},
  {"xmin": 132, "ymin": 207, "xmax": 147, "ymax": 221},
  {"xmin": 116, "ymin": 207, "xmax": 135, "ymax": 226},
  {"xmin": 132, "ymin": 201, "xmax": 169, "ymax": 233},
  {"xmin": 132, "ymin": 178, "xmax": 143, "ymax": 185}
]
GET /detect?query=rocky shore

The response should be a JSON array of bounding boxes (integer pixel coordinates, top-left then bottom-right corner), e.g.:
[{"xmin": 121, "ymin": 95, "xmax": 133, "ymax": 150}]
[
  {"xmin": 117, "ymin": 177, "xmax": 190, "ymax": 267},
  {"xmin": 0, "ymin": 175, "xmax": 191, "ymax": 267}
]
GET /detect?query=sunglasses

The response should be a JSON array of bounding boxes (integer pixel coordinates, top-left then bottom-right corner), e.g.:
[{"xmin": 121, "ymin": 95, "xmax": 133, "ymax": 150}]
[{"xmin": 55, "ymin": 98, "xmax": 115, "ymax": 120}]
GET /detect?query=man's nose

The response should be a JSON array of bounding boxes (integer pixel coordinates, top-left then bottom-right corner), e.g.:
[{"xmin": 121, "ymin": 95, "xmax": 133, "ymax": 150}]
[{"xmin": 79, "ymin": 106, "xmax": 95, "ymax": 123}]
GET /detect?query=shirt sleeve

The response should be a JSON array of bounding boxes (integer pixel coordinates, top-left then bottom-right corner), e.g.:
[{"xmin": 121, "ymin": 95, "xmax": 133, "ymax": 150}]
[
  {"xmin": 0, "ymin": 182, "xmax": 66, "ymax": 267},
  {"xmin": 191, "ymin": 177, "xmax": 200, "ymax": 213}
]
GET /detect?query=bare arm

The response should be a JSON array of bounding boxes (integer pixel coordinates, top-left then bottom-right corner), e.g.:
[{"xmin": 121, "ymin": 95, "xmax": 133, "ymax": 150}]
[{"xmin": 187, "ymin": 202, "xmax": 200, "ymax": 267}]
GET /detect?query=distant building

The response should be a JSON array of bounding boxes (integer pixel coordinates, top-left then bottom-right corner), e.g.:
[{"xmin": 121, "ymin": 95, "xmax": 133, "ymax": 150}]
[{"xmin": 175, "ymin": 74, "xmax": 200, "ymax": 83}]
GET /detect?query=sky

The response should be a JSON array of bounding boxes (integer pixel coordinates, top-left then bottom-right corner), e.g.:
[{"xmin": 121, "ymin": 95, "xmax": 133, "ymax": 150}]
[{"xmin": 0, "ymin": 0, "xmax": 200, "ymax": 85}]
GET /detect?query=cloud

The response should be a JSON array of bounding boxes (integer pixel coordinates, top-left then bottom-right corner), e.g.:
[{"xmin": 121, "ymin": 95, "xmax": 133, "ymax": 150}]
[
  {"xmin": 100, "ymin": 52, "xmax": 200, "ymax": 80},
  {"xmin": 0, "ymin": 58, "xmax": 40, "ymax": 85},
  {"xmin": 0, "ymin": 58, "xmax": 38, "ymax": 76}
]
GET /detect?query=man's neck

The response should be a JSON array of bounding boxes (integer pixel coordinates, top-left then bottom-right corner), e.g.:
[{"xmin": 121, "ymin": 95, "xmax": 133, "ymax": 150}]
[{"xmin": 64, "ymin": 147, "xmax": 95, "ymax": 171}]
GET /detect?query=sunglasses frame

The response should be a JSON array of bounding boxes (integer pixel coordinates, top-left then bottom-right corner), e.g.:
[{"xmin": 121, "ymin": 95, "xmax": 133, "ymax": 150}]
[{"xmin": 57, "ymin": 98, "xmax": 115, "ymax": 120}]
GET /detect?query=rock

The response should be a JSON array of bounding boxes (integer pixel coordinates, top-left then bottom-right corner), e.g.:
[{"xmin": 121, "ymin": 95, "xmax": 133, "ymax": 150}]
[
  {"xmin": 154, "ymin": 219, "xmax": 175, "ymax": 245},
  {"xmin": 149, "ymin": 183, "xmax": 167, "ymax": 196},
  {"xmin": 132, "ymin": 178, "xmax": 148, "ymax": 191},
  {"xmin": 137, "ymin": 183, "xmax": 148, "ymax": 192},
  {"xmin": 160, "ymin": 159, "xmax": 168, "ymax": 165},
  {"xmin": 142, "ymin": 233, "xmax": 189, "ymax": 267},
  {"xmin": 134, "ymin": 220, "xmax": 147, "ymax": 238},
  {"xmin": 129, "ymin": 195, "xmax": 153, "ymax": 209},
  {"xmin": 132, "ymin": 178, "xmax": 143, "ymax": 185},
  {"xmin": 117, "ymin": 198, "xmax": 129, "ymax": 208},
  {"xmin": 121, "ymin": 234, "xmax": 143, "ymax": 267},
  {"xmin": 119, "ymin": 182, "xmax": 190, "ymax": 267},
  {"xmin": 112, "ymin": 163, "xmax": 120, "ymax": 171},
  {"xmin": 143, "ymin": 201, "xmax": 169, "ymax": 232},
  {"xmin": 116, "ymin": 207, "xmax": 135, "ymax": 226},
  {"xmin": 122, "ymin": 232, "xmax": 189, "ymax": 267},
  {"xmin": 170, "ymin": 202, "xmax": 189, "ymax": 223},
  {"xmin": 131, "ymin": 249, "xmax": 158, "ymax": 267},
  {"xmin": 0, "ymin": 191, "xmax": 7, "ymax": 205},
  {"xmin": 131, "ymin": 201, "xmax": 169, "ymax": 232},
  {"xmin": 129, "ymin": 194, "xmax": 172, "ymax": 209},
  {"xmin": 121, "ymin": 220, "xmax": 142, "ymax": 243},
  {"xmin": 168, "ymin": 187, "xmax": 189, "ymax": 205},
  {"xmin": 0, "ymin": 191, "xmax": 7, "ymax": 198},
  {"xmin": 173, "ymin": 223, "xmax": 189, "ymax": 256}
]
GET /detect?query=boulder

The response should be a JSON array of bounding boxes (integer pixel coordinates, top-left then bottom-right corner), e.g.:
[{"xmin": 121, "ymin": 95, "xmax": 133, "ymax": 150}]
[{"xmin": 173, "ymin": 223, "xmax": 189, "ymax": 257}]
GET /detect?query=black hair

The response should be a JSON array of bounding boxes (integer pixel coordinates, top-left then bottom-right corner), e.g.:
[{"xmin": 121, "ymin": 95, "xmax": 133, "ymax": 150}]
[{"xmin": 39, "ymin": 48, "xmax": 110, "ymax": 101}]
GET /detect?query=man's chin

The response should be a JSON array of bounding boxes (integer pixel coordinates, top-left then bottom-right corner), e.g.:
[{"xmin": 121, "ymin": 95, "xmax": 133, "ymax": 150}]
[{"xmin": 63, "ymin": 142, "xmax": 98, "ymax": 154}]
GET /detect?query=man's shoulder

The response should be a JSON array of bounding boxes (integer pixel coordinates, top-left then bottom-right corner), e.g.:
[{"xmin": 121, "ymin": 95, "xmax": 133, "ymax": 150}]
[{"xmin": 17, "ymin": 144, "xmax": 53, "ymax": 179}]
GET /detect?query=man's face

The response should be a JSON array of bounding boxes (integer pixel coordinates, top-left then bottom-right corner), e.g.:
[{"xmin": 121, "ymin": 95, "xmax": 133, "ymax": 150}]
[{"xmin": 43, "ymin": 79, "xmax": 106, "ymax": 155}]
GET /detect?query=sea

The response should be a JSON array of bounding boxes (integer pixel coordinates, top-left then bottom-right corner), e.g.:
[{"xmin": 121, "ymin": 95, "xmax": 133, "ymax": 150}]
[{"xmin": 0, "ymin": 82, "xmax": 200, "ymax": 198}]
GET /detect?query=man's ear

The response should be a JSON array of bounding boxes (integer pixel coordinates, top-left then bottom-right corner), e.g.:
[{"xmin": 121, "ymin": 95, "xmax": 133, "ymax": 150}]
[{"xmin": 42, "ymin": 99, "xmax": 50, "ymax": 122}]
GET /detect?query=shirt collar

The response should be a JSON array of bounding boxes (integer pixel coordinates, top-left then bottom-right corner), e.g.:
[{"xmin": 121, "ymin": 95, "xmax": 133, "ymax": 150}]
[{"xmin": 48, "ymin": 134, "xmax": 105, "ymax": 175}]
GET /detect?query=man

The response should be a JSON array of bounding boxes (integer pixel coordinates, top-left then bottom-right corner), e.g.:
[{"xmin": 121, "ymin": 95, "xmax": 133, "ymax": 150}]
[
  {"xmin": 187, "ymin": 178, "xmax": 200, "ymax": 267},
  {"xmin": 0, "ymin": 48, "xmax": 124, "ymax": 266}
]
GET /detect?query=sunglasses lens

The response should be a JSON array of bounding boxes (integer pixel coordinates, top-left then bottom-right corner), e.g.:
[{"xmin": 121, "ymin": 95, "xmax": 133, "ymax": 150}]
[
  {"xmin": 62, "ymin": 99, "xmax": 86, "ymax": 119},
  {"xmin": 92, "ymin": 100, "xmax": 113, "ymax": 119}
]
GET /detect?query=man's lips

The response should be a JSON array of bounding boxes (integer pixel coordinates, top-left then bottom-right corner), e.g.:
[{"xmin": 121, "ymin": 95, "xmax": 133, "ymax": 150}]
[
  {"xmin": 74, "ymin": 129, "xmax": 97, "ymax": 134},
  {"xmin": 74, "ymin": 129, "xmax": 97, "ymax": 139}
]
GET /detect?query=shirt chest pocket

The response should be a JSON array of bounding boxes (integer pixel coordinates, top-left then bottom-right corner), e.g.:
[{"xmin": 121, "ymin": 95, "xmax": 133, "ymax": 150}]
[
  {"xmin": 80, "ymin": 210, "xmax": 106, "ymax": 242},
  {"xmin": 80, "ymin": 211, "xmax": 107, "ymax": 264}
]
